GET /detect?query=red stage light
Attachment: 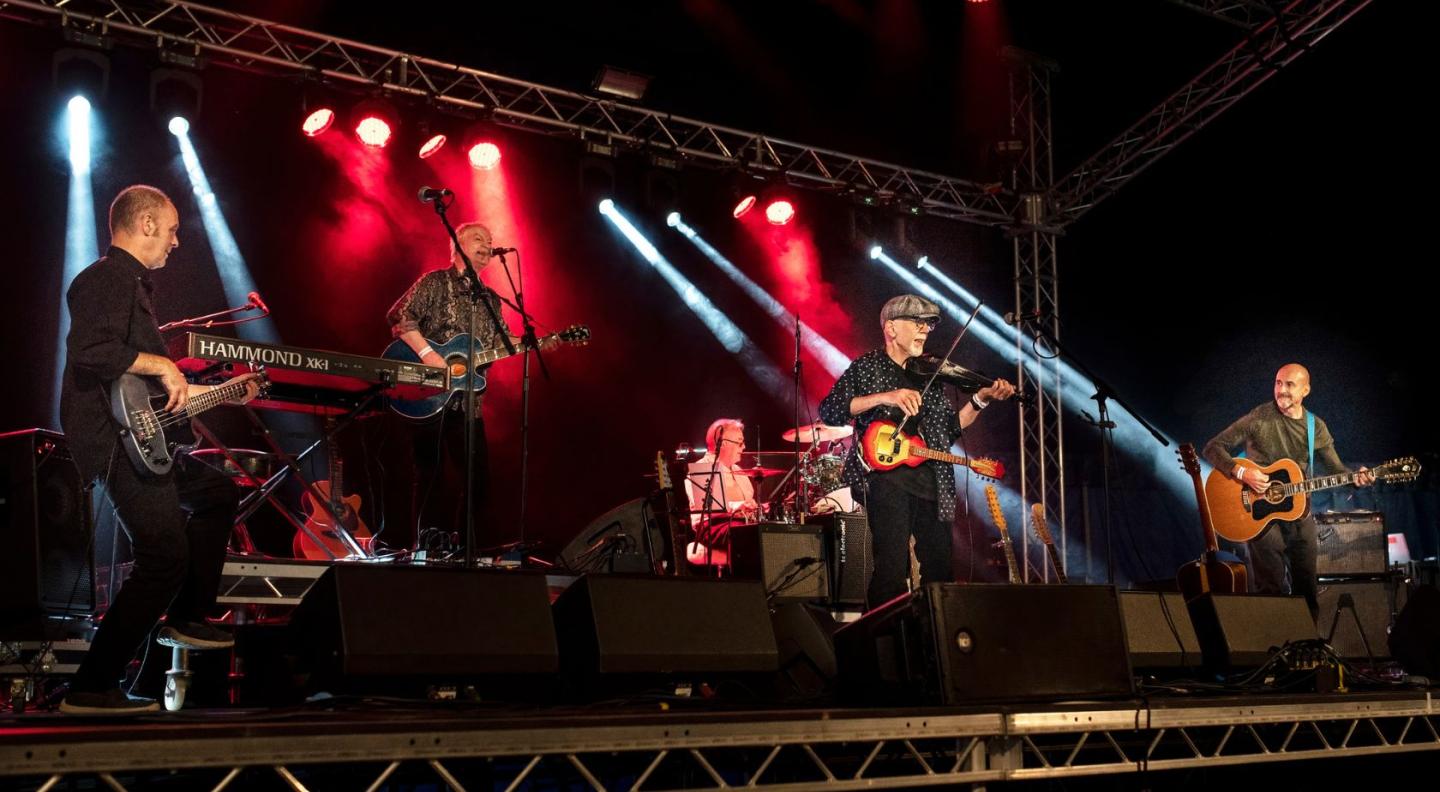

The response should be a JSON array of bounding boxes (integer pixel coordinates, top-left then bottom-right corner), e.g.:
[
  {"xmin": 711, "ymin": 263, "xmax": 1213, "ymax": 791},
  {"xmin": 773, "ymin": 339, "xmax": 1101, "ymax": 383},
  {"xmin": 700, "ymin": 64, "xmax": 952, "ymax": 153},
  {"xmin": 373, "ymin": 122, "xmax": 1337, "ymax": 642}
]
[
  {"xmin": 418, "ymin": 134, "xmax": 447, "ymax": 159},
  {"xmin": 733, "ymin": 195, "xmax": 757, "ymax": 218},
  {"xmin": 355, "ymin": 116, "xmax": 392, "ymax": 148},
  {"xmin": 302, "ymin": 108, "xmax": 335, "ymax": 138},
  {"xmin": 468, "ymin": 141, "xmax": 501, "ymax": 170},
  {"xmin": 765, "ymin": 199, "xmax": 796, "ymax": 225}
]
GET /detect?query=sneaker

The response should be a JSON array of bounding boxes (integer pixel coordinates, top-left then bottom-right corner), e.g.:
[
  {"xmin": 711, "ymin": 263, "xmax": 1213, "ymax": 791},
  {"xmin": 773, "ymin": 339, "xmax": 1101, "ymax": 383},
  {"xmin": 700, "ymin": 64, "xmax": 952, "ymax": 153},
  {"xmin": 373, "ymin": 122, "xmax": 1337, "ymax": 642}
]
[
  {"xmin": 158, "ymin": 621, "xmax": 235, "ymax": 650},
  {"xmin": 60, "ymin": 688, "xmax": 160, "ymax": 715}
]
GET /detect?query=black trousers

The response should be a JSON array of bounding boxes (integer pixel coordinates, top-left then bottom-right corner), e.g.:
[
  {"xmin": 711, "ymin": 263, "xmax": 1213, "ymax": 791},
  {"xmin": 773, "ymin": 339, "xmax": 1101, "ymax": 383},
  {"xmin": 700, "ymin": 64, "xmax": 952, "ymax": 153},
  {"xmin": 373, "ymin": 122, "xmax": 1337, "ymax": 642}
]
[
  {"xmin": 862, "ymin": 474, "xmax": 954, "ymax": 608},
  {"xmin": 1249, "ymin": 516, "xmax": 1320, "ymax": 619},
  {"xmin": 411, "ymin": 408, "xmax": 490, "ymax": 552},
  {"xmin": 72, "ymin": 451, "xmax": 237, "ymax": 694}
]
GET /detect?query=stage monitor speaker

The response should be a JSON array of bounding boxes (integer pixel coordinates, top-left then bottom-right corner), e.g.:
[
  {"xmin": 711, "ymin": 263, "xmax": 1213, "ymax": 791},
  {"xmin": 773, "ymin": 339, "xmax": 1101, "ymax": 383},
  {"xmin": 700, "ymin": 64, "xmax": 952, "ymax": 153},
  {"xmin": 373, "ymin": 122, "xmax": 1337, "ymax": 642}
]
[
  {"xmin": 288, "ymin": 566, "xmax": 558, "ymax": 692},
  {"xmin": 807, "ymin": 511, "xmax": 871, "ymax": 607},
  {"xmin": 0, "ymin": 429, "xmax": 93, "ymax": 640},
  {"xmin": 552, "ymin": 575, "xmax": 778, "ymax": 691},
  {"xmin": 835, "ymin": 583, "xmax": 1134, "ymax": 705},
  {"xmin": 1316, "ymin": 511, "xmax": 1387, "ymax": 576},
  {"xmin": 770, "ymin": 602, "xmax": 840, "ymax": 700},
  {"xmin": 558, "ymin": 496, "xmax": 669, "ymax": 574},
  {"xmin": 1119, "ymin": 590, "xmax": 1202, "ymax": 670},
  {"xmin": 729, "ymin": 522, "xmax": 829, "ymax": 603},
  {"xmin": 1186, "ymin": 593, "xmax": 1317, "ymax": 670},
  {"xmin": 1317, "ymin": 576, "xmax": 1408, "ymax": 660},
  {"xmin": 1389, "ymin": 584, "xmax": 1440, "ymax": 678}
]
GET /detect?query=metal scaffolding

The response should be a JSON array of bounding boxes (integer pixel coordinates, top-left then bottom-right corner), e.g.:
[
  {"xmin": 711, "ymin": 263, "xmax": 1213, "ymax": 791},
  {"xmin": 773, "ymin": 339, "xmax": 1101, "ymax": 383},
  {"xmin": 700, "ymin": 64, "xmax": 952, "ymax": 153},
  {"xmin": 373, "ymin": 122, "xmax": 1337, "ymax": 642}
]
[
  {"xmin": 3, "ymin": 695, "xmax": 1436, "ymax": 790},
  {"xmin": 0, "ymin": 0, "xmax": 1015, "ymax": 224}
]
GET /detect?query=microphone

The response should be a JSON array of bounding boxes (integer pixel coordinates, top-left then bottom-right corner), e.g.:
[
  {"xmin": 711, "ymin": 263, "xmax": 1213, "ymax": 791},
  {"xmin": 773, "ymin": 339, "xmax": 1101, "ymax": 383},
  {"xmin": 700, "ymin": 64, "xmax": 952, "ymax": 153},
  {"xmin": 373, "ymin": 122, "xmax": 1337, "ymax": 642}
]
[
  {"xmin": 417, "ymin": 186, "xmax": 453, "ymax": 203},
  {"xmin": 246, "ymin": 291, "xmax": 270, "ymax": 314},
  {"xmin": 489, "ymin": 246, "xmax": 516, "ymax": 256},
  {"xmin": 1003, "ymin": 309, "xmax": 1048, "ymax": 326}
]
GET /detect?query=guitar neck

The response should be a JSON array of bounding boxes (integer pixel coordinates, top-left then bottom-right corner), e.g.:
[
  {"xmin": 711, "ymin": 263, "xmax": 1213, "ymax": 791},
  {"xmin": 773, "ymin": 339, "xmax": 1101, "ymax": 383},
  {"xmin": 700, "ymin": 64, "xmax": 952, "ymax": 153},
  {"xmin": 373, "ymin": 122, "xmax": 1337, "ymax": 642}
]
[
  {"xmin": 912, "ymin": 446, "xmax": 970, "ymax": 467},
  {"xmin": 1283, "ymin": 470, "xmax": 1358, "ymax": 496},
  {"xmin": 181, "ymin": 379, "xmax": 251, "ymax": 420}
]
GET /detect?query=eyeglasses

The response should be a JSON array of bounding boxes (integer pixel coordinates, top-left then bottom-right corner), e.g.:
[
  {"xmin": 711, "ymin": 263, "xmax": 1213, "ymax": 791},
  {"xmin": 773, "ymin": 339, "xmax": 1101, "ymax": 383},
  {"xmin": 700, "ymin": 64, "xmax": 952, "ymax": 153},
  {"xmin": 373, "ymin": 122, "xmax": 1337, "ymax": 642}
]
[{"xmin": 891, "ymin": 315, "xmax": 940, "ymax": 330}]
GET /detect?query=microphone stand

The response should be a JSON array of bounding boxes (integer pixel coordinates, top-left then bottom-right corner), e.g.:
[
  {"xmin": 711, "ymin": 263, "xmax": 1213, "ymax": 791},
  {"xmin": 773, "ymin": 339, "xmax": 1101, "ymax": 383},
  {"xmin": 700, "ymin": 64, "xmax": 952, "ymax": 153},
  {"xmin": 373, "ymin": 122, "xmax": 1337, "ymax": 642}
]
[
  {"xmin": 793, "ymin": 315, "xmax": 805, "ymax": 523},
  {"xmin": 1019, "ymin": 320, "xmax": 1167, "ymax": 585},
  {"xmin": 428, "ymin": 195, "xmax": 515, "ymax": 568},
  {"xmin": 158, "ymin": 301, "xmax": 268, "ymax": 333},
  {"xmin": 493, "ymin": 250, "xmax": 547, "ymax": 555}
]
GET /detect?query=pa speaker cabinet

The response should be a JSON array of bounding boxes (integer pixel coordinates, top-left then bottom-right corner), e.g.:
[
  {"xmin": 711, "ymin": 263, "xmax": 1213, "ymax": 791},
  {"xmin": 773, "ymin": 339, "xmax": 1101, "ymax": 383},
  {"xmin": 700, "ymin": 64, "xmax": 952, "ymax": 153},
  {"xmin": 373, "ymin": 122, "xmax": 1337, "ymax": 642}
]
[
  {"xmin": 836, "ymin": 583, "xmax": 1134, "ymax": 705},
  {"xmin": 1186, "ymin": 593, "xmax": 1317, "ymax": 670},
  {"xmin": 1317, "ymin": 576, "xmax": 1408, "ymax": 660},
  {"xmin": 288, "ymin": 566, "xmax": 558, "ymax": 692},
  {"xmin": 0, "ymin": 429, "xmax": 93, "ymax": 639},
  {"xmin": 1316, "ymin": 511, "xmax": 1387, "ymax": 576},
  {"xmin": 1119, "ymin": 590, "xmax": 1203, "ymax": 670},
  {"xmin": 552, "ymin": 575, "xmax": 778, "ymax": 692},
  {"xmin": 729, "ymin": 522, "xmax": 830, "ymax": 603}
]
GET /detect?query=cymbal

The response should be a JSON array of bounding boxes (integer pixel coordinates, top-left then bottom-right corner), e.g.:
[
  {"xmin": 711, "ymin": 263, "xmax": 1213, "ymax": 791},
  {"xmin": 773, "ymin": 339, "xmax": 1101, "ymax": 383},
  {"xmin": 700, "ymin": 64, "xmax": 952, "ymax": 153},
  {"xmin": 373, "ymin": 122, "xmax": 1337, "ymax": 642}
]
[{"xmin": 780, "ymin": 422, "xmax": 854, "ymax": 443}]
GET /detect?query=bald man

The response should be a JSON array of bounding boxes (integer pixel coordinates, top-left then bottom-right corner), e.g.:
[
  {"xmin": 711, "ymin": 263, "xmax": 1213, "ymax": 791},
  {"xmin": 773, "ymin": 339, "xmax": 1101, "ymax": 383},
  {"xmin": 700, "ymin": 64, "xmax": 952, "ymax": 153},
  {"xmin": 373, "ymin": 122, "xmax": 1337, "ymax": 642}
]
[{"xmin": 1203, "ymin": 364, "xmax": 1373, "ymax": 618}]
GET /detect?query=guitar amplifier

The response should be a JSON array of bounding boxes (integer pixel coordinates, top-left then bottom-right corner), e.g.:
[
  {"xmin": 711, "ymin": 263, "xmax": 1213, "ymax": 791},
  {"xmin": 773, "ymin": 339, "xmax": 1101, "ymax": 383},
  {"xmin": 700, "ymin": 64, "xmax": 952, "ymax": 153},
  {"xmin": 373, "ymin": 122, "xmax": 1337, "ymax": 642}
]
[
  {"xmin": 729, "ymin": 523, "xmax": 830, "ymax": 603},
  {"xmin": 1316, "ymin": 511, "xmax": 1387, "ymax": 576}
]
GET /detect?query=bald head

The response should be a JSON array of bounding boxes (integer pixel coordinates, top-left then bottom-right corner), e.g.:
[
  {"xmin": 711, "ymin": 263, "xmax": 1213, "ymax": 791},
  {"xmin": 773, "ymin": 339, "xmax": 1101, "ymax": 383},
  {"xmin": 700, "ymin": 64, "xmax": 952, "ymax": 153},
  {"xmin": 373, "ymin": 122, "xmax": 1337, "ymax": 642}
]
[{"xmin": 1273, "ymin": 363, "xmax": 1311, "ymax": 417}]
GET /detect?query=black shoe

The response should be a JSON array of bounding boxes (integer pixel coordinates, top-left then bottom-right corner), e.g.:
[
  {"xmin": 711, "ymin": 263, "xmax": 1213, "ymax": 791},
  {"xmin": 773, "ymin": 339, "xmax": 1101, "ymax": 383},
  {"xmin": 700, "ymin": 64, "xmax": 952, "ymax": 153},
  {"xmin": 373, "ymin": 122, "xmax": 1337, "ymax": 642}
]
[
  {"xmin": 60, "ymin": 688, "xmax": 160, "ymax": 715},
  {"xmin": 158, "ymin": 621, "xmax": 235, "ymax": 650}
]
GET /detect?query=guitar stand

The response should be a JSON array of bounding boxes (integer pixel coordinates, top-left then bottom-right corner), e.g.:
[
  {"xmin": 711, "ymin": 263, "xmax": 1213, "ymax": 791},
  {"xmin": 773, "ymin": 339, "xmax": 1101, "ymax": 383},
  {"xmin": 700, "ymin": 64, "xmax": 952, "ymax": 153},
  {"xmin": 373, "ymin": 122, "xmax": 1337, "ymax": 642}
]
[{"xmin": 213, "ymin": 388, "xmax": 384, "ymax": 560}]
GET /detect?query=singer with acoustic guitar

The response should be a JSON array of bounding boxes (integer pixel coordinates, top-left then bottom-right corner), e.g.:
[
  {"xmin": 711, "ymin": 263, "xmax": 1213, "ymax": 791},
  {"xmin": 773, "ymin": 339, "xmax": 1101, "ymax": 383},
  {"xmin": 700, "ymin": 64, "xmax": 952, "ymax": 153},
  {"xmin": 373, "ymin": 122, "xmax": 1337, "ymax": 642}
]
[
  {"xmin": 818, "ymin": 294, "xmax": 1014, "ymax": 608},
  {"xmin": 1202, "ymin": 363, "xmax": 1374, "ymax": 619}
]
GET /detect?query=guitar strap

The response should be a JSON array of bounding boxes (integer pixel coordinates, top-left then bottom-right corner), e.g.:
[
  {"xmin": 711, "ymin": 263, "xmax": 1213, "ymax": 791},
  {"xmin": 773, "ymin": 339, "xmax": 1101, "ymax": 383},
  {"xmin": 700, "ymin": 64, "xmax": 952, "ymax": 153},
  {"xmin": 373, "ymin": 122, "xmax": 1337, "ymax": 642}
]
[{"xmin": 1234, "ymin": 410, "xmax": 1315, "ymax": 474}]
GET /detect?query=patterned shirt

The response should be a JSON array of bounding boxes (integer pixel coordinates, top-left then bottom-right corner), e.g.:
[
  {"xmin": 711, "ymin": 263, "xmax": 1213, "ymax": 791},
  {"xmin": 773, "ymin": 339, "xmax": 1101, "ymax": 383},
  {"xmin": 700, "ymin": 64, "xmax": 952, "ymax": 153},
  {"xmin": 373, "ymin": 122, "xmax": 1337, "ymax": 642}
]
[
  {"xmin": 819, "ymin": 349, "xmax": 963, "ymax": 521},
  {"xmin": 386, "ymin": 266, "xmax": 509, "ymax": 351}
]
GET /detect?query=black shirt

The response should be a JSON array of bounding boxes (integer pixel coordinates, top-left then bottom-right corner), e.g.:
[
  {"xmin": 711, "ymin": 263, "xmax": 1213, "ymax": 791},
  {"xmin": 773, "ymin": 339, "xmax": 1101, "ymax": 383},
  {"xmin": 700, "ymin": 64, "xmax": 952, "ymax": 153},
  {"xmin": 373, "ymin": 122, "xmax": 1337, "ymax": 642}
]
[
  {"xmin": 60, "ymin": 247, "xmax": 165, "ymax": 480},
  {"xmin": 819, "ymin": 350, "xmax": 963, "ymax": 521}
]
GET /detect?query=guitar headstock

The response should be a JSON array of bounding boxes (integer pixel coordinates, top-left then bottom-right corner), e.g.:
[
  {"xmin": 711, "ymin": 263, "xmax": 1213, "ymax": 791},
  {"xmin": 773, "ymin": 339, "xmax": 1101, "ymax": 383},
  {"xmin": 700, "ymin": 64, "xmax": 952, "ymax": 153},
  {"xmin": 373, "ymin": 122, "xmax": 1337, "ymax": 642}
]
[
  {"xmin": 1374, "ymin": 456, "xmax": 1422, "ymax": 484},
  {"xmin": 1030, "ymin": 502, "xmax": 1053, "ymax": 544},
  {"xmin": 1177, "ymin": 442, "xmax": 1200, "ymax": 476},
  {"xmin": 543, "ymin": 324, "xmax": 591, "ymax": 348},
  {"xmin": 983, "ymin": 484, "xmax": 1006, "ymax": 531},
  {"xmin": 969, "ymin": 457, "xmax": 1006, "ymax": 480},
  {"xmin": 654, "ymin": 450, "xmax": 672, "ymax": 489}
]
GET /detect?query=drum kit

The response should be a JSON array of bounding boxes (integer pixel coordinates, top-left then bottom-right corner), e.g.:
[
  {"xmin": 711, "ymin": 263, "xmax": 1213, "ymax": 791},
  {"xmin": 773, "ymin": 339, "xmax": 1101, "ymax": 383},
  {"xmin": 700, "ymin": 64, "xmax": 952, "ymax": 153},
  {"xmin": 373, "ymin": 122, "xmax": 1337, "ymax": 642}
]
[{"xmin": 725, "ymin": 421, "xmax": 860, "ymax": 523}]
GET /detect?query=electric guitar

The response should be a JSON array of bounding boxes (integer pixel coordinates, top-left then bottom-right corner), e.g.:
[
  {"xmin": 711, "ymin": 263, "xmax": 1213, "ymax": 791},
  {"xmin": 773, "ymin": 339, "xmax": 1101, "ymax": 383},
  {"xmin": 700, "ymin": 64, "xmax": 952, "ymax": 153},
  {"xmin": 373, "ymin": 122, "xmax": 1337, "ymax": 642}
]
[
  {"xmin": 295, "ymin": 416, "xmax": 373, "ymax": 560},
  {"xmin": 1030, "ymin": 502, "xmax": 1067, "ymax": 584},
  {"xmin": 382, "ymin": 325, "xmax": 590, "ymax": 419},
  {"xmin": 1204, "ymin": 455, "xmax": 1421, "ymax": 543},
  {"xmin": 111, "ymin": 371, "xmax": 268, "ymax": 476},
  {"xmin": 859, "ymin": 420, "xmax": 1005, "ymax": 479},
  {"xmin": 1176, "ymin": 443, "xmax": 1247, "ymax": 602},
  {"xmin": 984, "ymin": 485, "xmax": 1021, "ymax": 584}
]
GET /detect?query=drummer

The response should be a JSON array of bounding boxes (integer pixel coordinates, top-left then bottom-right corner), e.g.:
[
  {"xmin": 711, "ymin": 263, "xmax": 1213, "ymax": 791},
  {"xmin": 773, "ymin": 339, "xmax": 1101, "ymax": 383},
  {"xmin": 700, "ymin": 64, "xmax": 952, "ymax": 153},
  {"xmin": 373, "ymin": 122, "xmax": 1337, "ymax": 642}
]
[{"xmin": 684, "ymin": 418, "xmax": 761, "ymax": 566}]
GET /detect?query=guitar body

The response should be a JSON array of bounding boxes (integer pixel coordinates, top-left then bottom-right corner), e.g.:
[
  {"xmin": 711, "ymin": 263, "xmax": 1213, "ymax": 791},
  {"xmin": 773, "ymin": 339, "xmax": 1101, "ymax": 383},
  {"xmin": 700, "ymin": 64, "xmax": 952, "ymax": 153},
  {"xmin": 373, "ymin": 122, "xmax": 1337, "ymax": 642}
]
[
  {"xmin": 1204, "ymin": 458, "xmax": 1307, "ymax": 543},
  {"xmin": 383, "ymin": 334, "xmax": 490, "ymax": 420},
  {"xmin": 1177, "ymin": 554, "xmax": 1248, "ymax": 602},
  {"xmin": 111, "ymin": 373, "xmax": 179, "ymax": 476},
  {"xmin": 860, "ymin": 421, "xmax": 928, "ymax": 471},
  {"xmin": 295, "ymin": 481, "xmax": 372, "ymax": 560},
  {"xmin": 383, "ymin": 325, "xmax": 591, "ymax": 420}
]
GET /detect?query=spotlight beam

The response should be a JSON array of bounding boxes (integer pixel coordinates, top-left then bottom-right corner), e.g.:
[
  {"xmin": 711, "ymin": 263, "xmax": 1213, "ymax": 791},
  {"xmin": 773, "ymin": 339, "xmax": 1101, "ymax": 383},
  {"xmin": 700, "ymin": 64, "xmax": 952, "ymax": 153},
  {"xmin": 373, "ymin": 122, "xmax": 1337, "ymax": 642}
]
[
  {"xmin": 599, "ymin": 201, "xmax": 790, "ymax": 400},
  {"xmin": 54, "ymin": 96, "xmax": 99, "ymax": 425},
  {"xmin": 670, "ymin": 215, "xmax": 850, "ymax": 379}
]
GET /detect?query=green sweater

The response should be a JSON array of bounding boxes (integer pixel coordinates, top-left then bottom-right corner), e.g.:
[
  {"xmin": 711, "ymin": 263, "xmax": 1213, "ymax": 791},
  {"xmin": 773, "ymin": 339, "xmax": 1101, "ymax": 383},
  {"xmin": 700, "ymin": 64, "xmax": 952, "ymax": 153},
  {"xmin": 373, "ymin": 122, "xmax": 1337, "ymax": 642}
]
[{"xmin": 1202, "ymin": 401, "xmax": 1349, "ymax": 479}]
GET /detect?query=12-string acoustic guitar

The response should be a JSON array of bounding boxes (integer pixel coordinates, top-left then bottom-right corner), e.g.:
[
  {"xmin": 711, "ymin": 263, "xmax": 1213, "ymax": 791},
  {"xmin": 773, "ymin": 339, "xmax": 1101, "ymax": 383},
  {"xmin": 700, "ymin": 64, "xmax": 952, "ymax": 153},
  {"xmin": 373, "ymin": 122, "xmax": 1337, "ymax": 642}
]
[{"xmin": 1204, "ymin": 455, "xmax": 1421, "ymax": 543}]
